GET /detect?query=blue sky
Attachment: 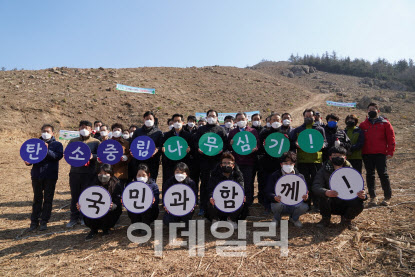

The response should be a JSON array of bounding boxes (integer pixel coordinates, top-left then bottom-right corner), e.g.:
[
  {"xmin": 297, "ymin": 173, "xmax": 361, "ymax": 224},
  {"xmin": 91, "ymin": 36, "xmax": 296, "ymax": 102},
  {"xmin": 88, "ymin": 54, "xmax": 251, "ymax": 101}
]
[{"xmin": 0, "ymin": 0, "xmax": 414, "ymax": 70}]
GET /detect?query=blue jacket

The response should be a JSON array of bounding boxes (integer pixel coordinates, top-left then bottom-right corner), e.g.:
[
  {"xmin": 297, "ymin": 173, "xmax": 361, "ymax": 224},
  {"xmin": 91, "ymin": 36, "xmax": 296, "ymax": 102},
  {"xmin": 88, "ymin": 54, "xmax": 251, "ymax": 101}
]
[{"xmin": 29, "ymin": 136, "xmax": 63, "ymax": 179}]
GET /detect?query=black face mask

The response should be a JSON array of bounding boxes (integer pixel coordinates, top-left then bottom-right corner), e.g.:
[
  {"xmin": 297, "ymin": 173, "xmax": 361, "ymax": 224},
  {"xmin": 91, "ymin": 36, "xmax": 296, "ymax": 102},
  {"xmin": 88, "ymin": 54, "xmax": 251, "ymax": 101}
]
[
  {"xmin": 368, "ymin": 111, "xmax": 377, "ymax": 118},
  {"xmin": 346, "ymin": 121, "xmax": 355, "ymax": 127},
  {"xmin": 221, "ymin": 166, "xmax": 233, "ymax": 173},
  {"xmin": 331, "ymin": 157, "xmax": 345, "ymax": 166},
  {"xmin": 304, "ymin": 117, "xmax": 314, "ymax": 125}
]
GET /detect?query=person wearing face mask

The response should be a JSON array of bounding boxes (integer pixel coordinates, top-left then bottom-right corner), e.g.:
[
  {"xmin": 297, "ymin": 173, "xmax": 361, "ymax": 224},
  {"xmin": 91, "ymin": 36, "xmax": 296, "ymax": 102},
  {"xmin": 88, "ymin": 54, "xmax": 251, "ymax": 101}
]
[
  {"xmin": 206, "ymin": 152, "xmax": 247, "ymax": 230},
  {"xmin": 130, "ymin": 111, "xmax": 164, "ymax": 183},
  {"xmin": 193, "ymin": 110, "xmax": 228, "ymax": 216},
  {"xmin": 162, "ymin": 162, "xmax": 197, "ymax": 225},
  {"xmin": 126, "ymin": 164, "xmax": 159, "ymax": 232},
  {"xmin": 223, "ymin": 115, "xmax": 235, "ymax": 136},
  {"xmin": 93, "ymin": 120, "xmax": 103, "ymax": 139},
  {"xmin": 67, "ymin": 120, "xmax": 101, "ymax": 228},
  {"xmin": 167, "ymin": 118, "xmax": 174, "ymax": 131},
  {"xmin": 128, "ymin": 125, "xmax": 138, "ymax": 142},
  {"xmin": 258, "ymin": 113, "xmax": 285, "ymax": 213},
  {"xmin": 122, "ymin": 130, "xmax": 130, "ymax": 141},
  {"xmin": 183, "ymin": 115, "xmax": 198, "ymax": 134},
  {"xmin": 250, "ymin": 113, "xmax": 263, "ymax": 134},
  {"xmin": 289, "ymin": 109, "xmax": 327, "ymax": 211},
  {"xmin": 359, "ymin": 103, "xmax": 395, "ymax": 207},
  {"xmin": 24, "ymin": 124, "xmax": 63, "ymax": 232},
  {"xmin": 198, "ymin": 117, "xmax": 207, "ymax": 127},
  {"xmin": 322, "ymin": 113, "xmax": 351, "ymax": 162},
  {"xmin": 314, "ymin": 112, "xmax": 325, "ymax": 127},
  {"xmin": 97, "ymin": 124, "xmax": 109, "ymax": 142},
  {"xmin": 344, "ymin": 115, "xmax": 365, "ymax": 174},
  {"xmin": 265, "ymin": 151, "xmax": 309, "ymax": 228},
  {"xmin": 265, "ymin": 116, "xmax": 272, "ymax": 129},
  {"xmin": 161, "ymin": 114, "xmax": 192, "ymax": 185},
  {"xmin": 78, "ymin": 164, "xmax": 122, "ymax": 240},
  {"xmin": 280, "ymin": 113, "xmax": 294, "ymax": 136},
  {"xmin": 228, "ymin": 112, "xmax": 260, "ymax": 209},
  {"xmin": 250, "ymin": 113, "xmax": 265, "ymax": 206},
  {"xmin": 103, "ymin": 123, "xmax": 132, "ymax": 189},
  {"xmin": 312, "ymin": 147, "xmax": 367, "ymax": 230}
]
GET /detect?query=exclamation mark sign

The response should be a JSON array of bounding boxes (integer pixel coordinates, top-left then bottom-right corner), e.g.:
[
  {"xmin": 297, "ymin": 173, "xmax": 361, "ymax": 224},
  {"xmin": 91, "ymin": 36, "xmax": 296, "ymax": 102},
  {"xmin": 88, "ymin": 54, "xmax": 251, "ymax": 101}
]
[
  {"xmin": 309, "ymin": 134, "xmax": 314, "ymax": 149},
  {"xmin": 342, "ymin": 176, "xmax": 353, "ymax": 194}
]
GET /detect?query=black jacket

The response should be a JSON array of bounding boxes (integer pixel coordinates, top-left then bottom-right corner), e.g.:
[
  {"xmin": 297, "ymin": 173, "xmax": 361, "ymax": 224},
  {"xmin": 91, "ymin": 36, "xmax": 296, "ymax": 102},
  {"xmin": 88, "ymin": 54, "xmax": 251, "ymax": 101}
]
[
  {"xmin": 193, "ymin": 123, "xmax": 228, "ymax": 166},
  {"xmin": 132, "ymin": 125, "xmax": 164, "ymax": 151},
  {"xmin": 323, "ymin": 125, "xmax": 351, "ymax": 160},
  {"xmin": 161, "ymin": 128, "xmax": 192, "ymax": 166},
  {"xmin": 28, "ymin": 136, "xmax": 63, "ymax": 179},
  {"xmin": 207, "ymin": 164, "xmax": 244, "ymax": 199}
]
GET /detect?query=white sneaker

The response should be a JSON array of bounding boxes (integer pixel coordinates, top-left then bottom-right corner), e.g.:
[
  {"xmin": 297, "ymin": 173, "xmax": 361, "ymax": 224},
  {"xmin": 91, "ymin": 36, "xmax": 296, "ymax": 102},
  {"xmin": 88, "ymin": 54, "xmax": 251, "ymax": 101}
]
[
  {"xmin": 227, "ymin": 218, "xmax": 238, "ymax": 230},
  {"xmin": 289, "ymin": 218, "xmax": 303, "ymax": 228}
]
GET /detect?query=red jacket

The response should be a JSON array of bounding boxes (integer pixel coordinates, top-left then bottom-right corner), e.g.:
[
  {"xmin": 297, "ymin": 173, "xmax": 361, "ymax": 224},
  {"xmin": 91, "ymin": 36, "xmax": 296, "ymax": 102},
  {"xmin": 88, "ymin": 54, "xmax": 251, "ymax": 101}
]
[{"xmin": 359, "ymin": 116, "xmax": 395, "ymax": 156}]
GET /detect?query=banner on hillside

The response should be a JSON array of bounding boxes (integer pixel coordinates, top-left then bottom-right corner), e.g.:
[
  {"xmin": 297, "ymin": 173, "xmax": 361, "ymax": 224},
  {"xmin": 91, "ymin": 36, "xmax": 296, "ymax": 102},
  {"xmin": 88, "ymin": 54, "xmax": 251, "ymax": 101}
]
[
  {"xmin": 116, "ymin": 84, "xmax": 155, "ymax": 94},
  {"xmin": 195, "ymin": 111, "xmax": 260, "ymax": 123},
  {"xmin": 59, "ymin": 130, "xmax": 80, "ymax": 140},
  {"xmin": 326, "ymin": 101, "xmax": 356, "ymax": 108}
]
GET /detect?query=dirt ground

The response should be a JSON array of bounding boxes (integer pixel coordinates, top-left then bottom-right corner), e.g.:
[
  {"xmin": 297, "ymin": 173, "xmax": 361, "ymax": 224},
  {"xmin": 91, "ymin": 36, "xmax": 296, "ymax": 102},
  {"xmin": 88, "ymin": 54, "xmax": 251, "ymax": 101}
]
[{"xmin": 0, "ymin": 63, "xmax": 414, "ymax": 276}]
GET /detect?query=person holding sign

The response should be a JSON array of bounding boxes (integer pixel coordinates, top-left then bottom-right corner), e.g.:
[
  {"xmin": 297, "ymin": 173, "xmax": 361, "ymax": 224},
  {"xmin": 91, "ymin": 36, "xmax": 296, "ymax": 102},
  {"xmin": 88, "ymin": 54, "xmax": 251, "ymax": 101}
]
[
  {"xmin": 290, "ymin": 109, "xmax": 327, "ymax": 211},
  {"xmin": 107, "ymin": 123, "xmax": 131, "ymax": 188},
  {"xmin": 322, "ymin": 113, "xmax": 351, "ymax": 162},
  {"xmin": 344, "ymin": 114, "xmax": 365, "ymax": 173},
  {"xmin": 125, "ymin": 164, "xmax": 160, "ymax": 230},
  {"xmin": 67, "ymin": 120, "xmax": 100, "ymax": 228},
  {"xmin": 312, "ymin": 146, "xmax": 367, "ymax": 230},
  {"xmin": 78, "ymin": 164, "xmax": 122, "ymax": 240},
  {"xmin": 207, "ymin": 152, "xmax": 247, "ymax": 229},
  {"xmin": 162, "ymin": 162, "xmax": 197, "ymax": 225},
  {"xmin": 359, "ymin": 103, "xmax": 395, "ymax": 207},
  {"xmin": 265, "ymin": 151, "xmax": 309, "ymax": 228},
  {"xmin": 228, "ymin": 112, "xmax": 260, "ymax": 207},
  {"xmin": 130, "ymin": 111, "xmax": 164, "ymax": 182},
  {"xmin": 193, "ymin": 110, "xmax": 228, "ymax": 216},
  {"xmin": 258, "ymin": 113, "xmax": 285, "ymax": 212},
  {"xmin": 24, "ymin": 124, "xmax": 63, "ymax": 232},
  {"xmin": 161, "ymin": 114, "xmax": 192, "ymax": 185}
]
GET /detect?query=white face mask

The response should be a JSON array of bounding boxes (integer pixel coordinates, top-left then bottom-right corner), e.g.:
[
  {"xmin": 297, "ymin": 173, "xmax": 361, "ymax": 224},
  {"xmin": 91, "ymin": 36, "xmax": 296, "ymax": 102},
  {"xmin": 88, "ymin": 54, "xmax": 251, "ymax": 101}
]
[
  {"xmin": 112, "ymin": 130, "xmax": 122, "ymax": 138},
  {"xmin": 224, "ymin": 122, "xmax": 233, "ymax": 128},
  {"xmin": 136, "ymin": 176, "xmax": 148, "ymax": 183},
  {"xmin": 175, "ymin": 173, "xmax": 186, "ymax": 182},
  {"xmin": 207, "ymin": 117, "xmax": 216, "ymax": 125},
  {"xmin": 271, "ymin": 122, "xmax": 282, "ymax": 129},
  {"xmin": 145, "ymin": 120, "xmax": 154, "ymax": 127},
  {"xmin": 252, "ymin": 121, "xmax": 260, "ymax": 127},
  {"xmin": 108, "ymin": 132, "xmax": 113, "ymax": 139},
  {"xmin": 100, "ymin": 131, "xmax": 108, "ymax": 137},
  {"xmin": 282, "ymin": 119, "xmax": 291, "ymax": 126},
  {"xmin": 79, "ymin": 129, "xmax": 90, "ymax": 137},
  {"xmin": 282, "ymin": 164, "xmax": 295, "ymax": 173},
  {"xmin": 237, "ymin": 120, "xmax": 247, "ymax": 128},
  {"xmin": 94, "ymin": 126, "xmax": 100, "ymax": 132},
  {"xmin": 173, "ymin": 122, "xmax": 182, "ymax": 130},
  {"xmin": 129, "ymin": 132, "xmax": 134, "ymax": 137},
  {"xmin": 168, "ymin": 125, "xmax": 174, "ymax": 130},
  {"xmin": 41, "ymin": 132, "xmax": 52, "ymax": 140},
  {"xmin": 122, "ymin": 134, "xmax": 130, "ymax": 139},
  {"xmin": 266, "ymin": 122, "xmax": 271, "ymax": 128},
  {"xmin": 187, "ymin": 122, "xmax": 195, "ymax": 128}
]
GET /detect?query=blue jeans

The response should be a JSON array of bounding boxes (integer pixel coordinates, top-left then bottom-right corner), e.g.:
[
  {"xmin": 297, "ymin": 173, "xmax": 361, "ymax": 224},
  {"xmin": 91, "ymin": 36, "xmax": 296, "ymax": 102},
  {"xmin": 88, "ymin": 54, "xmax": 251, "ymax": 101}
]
[{"xmin": 270, "ymin": 202, "xmax": 309, "ymax": 221}]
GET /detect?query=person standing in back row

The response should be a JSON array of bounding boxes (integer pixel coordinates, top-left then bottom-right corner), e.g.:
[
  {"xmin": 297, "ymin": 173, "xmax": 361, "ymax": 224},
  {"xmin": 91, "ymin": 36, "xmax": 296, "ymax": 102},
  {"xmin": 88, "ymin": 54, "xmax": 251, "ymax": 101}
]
[
  {"xmin": 193, "ymin": 109, "xmax": 228, "ymax": 216},
  {"xmin": 67, "ymin": 120, "xmax": 100, "ymax": 228},
  {"xmin": 359, "ymin": 103, "xmax": 395, "ymax": 207}
]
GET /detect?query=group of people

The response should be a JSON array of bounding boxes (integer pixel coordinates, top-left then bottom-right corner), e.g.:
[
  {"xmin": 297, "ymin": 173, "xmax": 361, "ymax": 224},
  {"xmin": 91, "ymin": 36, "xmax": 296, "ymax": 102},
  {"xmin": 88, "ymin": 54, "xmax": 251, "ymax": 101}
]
[{"xmin": 24, "ymin": 102, "xmax": 396, "ymax": 240}]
